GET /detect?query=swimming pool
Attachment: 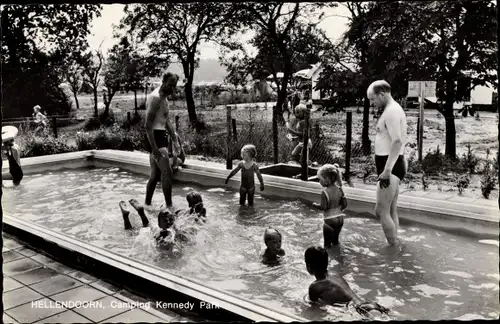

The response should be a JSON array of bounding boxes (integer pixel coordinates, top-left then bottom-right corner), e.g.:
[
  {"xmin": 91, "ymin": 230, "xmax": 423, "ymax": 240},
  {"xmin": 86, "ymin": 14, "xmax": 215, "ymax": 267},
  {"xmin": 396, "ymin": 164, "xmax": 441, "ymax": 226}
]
[{"xmin": 3, "ymin": 167, "xmax": 499, "ymax": 321}]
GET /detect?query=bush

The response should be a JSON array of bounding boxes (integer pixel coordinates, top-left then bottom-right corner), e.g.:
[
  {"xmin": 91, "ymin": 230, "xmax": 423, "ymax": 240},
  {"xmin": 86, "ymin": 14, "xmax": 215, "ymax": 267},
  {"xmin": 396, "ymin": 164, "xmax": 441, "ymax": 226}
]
[
  {"xmin": 455, "ymin": 174, "xmax": 470, "ymax": 195},
  {"xmin": 480, "ymin": 159, "xmax": 497, "ymax": 199},
  {"xmin": 21, "ymin": 134, "xmax": 76, "ymax": 158},
  {"xmin": 422, "ymin": 146, "xmax": 464, "ymax": 176},
  {"xmin": 76, "ymin": 126, "xmax": 146, "ymax": 152},
  {"xmin": 460, "ymin": 144, "xmax": 479, "ymax": 174}
]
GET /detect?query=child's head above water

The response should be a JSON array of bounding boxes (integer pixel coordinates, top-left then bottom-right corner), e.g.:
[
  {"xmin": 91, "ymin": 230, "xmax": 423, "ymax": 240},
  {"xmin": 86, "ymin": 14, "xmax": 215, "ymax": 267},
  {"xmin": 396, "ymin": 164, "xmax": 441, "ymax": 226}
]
[
  {"xmin": 158, "ymin": 209, "xmax": 176, "ymax": 230},
  {"xmin": 305, "ymin": 246, "xmax": 328, "ymax": 276},
  {"xmin": 241, "ymin": 144, "xmax": 257, "ymax": 162},
  {"xmin": 294, "ymin": 104, "xmax": 308, "ymax": 120},
  {"xmin": 317, "ymin": 164, "xmax": 342, "ymax": 187},
  {"xmin": 186, "ymin": 191, "xmax": 206, "ymax": 218},
  {"xmin": 264, "ymin": 228, "xmax": 282, "ymax": 252}
]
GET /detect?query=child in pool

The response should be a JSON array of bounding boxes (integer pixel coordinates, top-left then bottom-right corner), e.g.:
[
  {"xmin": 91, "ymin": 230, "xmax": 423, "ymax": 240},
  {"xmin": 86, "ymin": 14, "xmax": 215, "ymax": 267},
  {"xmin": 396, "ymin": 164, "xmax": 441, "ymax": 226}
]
[
  {"xmin": 2, "ymin": 138, "xmax": 23, "ymax": 185},
  {"xmin": 225, "ymin": 144, "xmax": 264, "ymax": 206},
  {"xmin": 305, "ymin": 246, "xmax": 390, "ymax": 316},
  {"xmin": 262, "ymin": 228, "xmax": 285, "ymax": 265},
  {"xmin": 313, "ymin": 164, "xmax": 347, "ymax": 247}
]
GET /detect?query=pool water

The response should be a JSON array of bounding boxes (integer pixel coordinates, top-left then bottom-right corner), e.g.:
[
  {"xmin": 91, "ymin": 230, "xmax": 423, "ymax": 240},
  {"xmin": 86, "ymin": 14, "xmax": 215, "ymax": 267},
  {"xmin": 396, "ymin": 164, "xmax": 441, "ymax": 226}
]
[{"xmin": 3, "ymin": 167, "xmax": 499, "ymax": 321}]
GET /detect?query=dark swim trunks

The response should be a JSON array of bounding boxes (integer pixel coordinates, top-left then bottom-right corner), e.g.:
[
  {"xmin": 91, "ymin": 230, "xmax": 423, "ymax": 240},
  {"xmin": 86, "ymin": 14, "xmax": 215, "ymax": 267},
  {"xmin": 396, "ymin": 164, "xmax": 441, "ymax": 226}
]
[
  {"xmin": 144, "ymin": 130, "xmax": 170, "ymax": 153},
  {"xmin": 7, "ymin": 150, "xmax": 23, "ymax": 185},
  {"xmin": 375, "ymin": 155, "xmax": 406, "ymax": 181}
]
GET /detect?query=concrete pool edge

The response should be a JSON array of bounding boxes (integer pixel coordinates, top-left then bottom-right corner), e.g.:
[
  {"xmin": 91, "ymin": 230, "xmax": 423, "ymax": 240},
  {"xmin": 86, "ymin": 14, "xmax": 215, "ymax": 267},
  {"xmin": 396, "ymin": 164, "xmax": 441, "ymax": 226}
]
[{"xmin": 2, "ymin": 213, "xmax": 307, "ymax": 323}]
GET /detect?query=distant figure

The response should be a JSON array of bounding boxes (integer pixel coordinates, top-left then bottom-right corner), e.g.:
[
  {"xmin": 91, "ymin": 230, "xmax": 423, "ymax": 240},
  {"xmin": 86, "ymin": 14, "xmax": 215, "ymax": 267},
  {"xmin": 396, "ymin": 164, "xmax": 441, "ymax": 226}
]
[
  {"xmin": 225, "ymin": 144, "xmax": 265, "ymax": 206},
  {"xmin": 2, "ymin": 138, "xmax": 23, "ymax": 186},
  {"xmin": 305, "ymin": 246, "xmax": 390, "ymax": 316},
  {"xmin": 367, "ymin": 80, "xmax": 407, "ymax": 246},
  {"xmin": 262, "ymin": 228, "xmax": 285, "ymax": 266},
  {"xmin": 33, "ymin": 105, "xmax": 49, "ymax": 133},
  {"xmin": 313, "ymin": 164, "xmax": 347, "ymax": 247},
  {"xmin": 144, "ymin": 73, "xmax": 181, "ymax": 209},
  {"xmin": 286, "ymin": 104, "xmax": 311, "ymax": 164}
]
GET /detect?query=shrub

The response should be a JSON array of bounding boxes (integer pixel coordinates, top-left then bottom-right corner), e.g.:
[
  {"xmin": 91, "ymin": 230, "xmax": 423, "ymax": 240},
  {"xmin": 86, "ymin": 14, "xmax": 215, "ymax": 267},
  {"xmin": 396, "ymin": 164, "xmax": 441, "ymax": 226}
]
[
  {"xmin": 422, "ymin": 146, "xmax": 465, "ymax": 175},
  {"xmin": 407, "ymin": 150, "xmax": 422, "ymax": 174},
  {"xmin": 455, "ymin": 174, "xmax": 470, "ymax": 195},
  {"xmin": 460, "ymin": 144, "xmax": 479, "ymax": 174},
  {"xmin": 21, "ymin": 134, "xmax": 76, "ymax": 158},
  {"xmin": 75, "ymin": 126, "xmax": 145, "ymax": 152},
  {"xmin": 480, "ymin": 159, "xmax": 497, "ymax": 199},
  {"xmin": 422, "ymin": 173, "xmax": 429, "ymax": 191}
]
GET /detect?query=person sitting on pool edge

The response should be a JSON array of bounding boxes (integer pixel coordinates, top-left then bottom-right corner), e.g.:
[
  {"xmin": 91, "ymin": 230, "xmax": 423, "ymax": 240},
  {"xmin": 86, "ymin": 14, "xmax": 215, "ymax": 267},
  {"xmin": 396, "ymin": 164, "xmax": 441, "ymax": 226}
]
[
  {"xmin": 262, "ymin": 228, "xmax": 285, "ymax": 266},
  {"xmin": 225, "ymin": 144, "xmax": 264, "ymax": 206},
  {"xmin": 313, "ymin": 164, "xmax": 348, "ymax": 247},
  {"xmin": 305, "ymin": 246, "xmax": 390, "ymax": 316}
]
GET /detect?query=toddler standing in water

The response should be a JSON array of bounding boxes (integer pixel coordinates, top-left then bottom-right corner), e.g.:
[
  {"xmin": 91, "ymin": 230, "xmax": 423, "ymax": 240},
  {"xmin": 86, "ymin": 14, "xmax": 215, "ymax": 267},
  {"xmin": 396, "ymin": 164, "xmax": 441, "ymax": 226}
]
[
  {"xmin": 313, "ymin": 164, "xmax": 348, "ymax": 247},
  {"xmin": 225, "ymin": 144, "xmax": 264, "ymax": 206},
  {"xmin": 262, "ymin": 228, "xmax": 285, "ymax": 266}
]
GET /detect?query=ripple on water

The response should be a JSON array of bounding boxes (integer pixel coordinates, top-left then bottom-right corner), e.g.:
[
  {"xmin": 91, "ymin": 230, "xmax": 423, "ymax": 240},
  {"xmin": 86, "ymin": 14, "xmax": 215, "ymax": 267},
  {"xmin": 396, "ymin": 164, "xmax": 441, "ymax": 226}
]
[
  {"xmin": 454, "ymin": 314, "xmax": 487, "ymax": 320},
  {"xmin": 412, "ymin": 284, "xmax": 460, "ymax": 298},
  {"xmin": 468, "ymin": 283, "xmax": 499, "ymax": 291},
  {"xmin": 478, "ymin": 240, "xmax": 499, "ymax": 247}
]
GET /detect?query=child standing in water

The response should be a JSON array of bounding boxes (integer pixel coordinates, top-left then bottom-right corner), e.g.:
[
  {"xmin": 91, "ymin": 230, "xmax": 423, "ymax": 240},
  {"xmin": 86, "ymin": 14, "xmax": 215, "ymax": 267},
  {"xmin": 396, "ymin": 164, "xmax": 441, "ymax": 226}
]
[
  {"xmin": 313, "ymin": 164, "xmax": 347, "ymax": 247},
  {"xmin": 305, "ymin": 246, "xmax": 390, "ymax": 316},
  {"xmin": 225, "ymin": 144, "xmax": 264, "ymax": 206}
]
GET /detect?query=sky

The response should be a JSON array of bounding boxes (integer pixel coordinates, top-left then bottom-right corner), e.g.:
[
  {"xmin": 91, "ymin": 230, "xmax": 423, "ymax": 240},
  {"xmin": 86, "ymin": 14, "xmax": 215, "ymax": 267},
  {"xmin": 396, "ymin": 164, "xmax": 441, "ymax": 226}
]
[{"xmin": 87, "ymin": 3, "xmax": 352, "ymax": 58}]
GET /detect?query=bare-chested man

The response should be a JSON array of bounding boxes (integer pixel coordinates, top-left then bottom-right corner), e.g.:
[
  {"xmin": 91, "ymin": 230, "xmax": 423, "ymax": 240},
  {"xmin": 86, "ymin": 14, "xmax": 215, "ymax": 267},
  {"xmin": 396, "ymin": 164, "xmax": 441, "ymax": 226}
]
[
  {"xmin": 144, "ymin": 73, "xmax": 180, "ymax": 209},
  {"xmin": 367, "ymin": 80, "xmax": 407, "ymax": 245}
]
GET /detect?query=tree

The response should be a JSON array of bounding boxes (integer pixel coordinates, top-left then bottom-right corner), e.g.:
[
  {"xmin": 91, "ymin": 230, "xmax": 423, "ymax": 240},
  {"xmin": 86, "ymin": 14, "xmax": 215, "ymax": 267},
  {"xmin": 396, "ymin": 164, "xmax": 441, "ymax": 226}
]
[
  {"xmin": 82, "ymin": 49, "xmax": 104, "ymax": 117},
  {"xmin": 120, "ymin": 3, "xmax": 243, "ymax": 130},
  {"xmin": 1, "ymin": 4, "xmax": 101, "ymax": 118},
  {"xmin": 236, "ymin": 2, "xmax": 333, "ymax": 124},
  {"xmin": 102, "ymin": 50, "xmax": 124, "ymax": 115}
]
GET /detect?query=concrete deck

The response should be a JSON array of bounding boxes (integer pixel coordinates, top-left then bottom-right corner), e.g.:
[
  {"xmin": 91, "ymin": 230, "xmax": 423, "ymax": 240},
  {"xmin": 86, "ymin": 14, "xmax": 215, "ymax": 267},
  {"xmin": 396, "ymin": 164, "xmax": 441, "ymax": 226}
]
[{"xmin": 3, "ymin": 233, "xmax": 198, "ymax": 324}]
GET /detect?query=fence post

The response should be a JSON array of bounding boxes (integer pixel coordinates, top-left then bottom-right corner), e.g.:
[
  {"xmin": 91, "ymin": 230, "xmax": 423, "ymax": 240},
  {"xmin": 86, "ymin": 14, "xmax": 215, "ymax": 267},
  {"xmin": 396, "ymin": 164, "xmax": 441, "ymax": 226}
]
[
  {"xmin": 232, "ymin": 118, "xmax": 237, "ymax": 141},
  {"xmin": 272, "ymin": 107, "xmax": 279, "ymax": 164},
  {"xmin": 175, "ymin": 115, "xmax": 180, "ymax": 131},
  {"xmin": 52, "ymin": 117, "xmax": 58, "ymax": 138},
  {"xmin": 226, "ymin": 106, "xmax": 232, "ymax": 170},
  {"xmin": 127, "ymin": 111, "xmax": 131, "ymax": 123},
  {"xmin": 301, "ymin": 110, "xmax": 310, "ymax": 181},
  {"xmin": 345, "ymin": 111, "xmax": 352, "ymax": 182},
  {"xmin": 416, "ymin": 117, "xmax": 420, "ymax": 151}
]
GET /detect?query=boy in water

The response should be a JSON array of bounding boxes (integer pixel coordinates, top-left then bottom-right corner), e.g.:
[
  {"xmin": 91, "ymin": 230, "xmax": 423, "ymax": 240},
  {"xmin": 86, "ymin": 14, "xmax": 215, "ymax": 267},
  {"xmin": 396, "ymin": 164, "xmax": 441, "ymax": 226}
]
[
  {"xmin": 313, "ymin": 164, "xmax": 347, "ymax": 247},
  {"xmin": 305, "ymin": 246, "xmax": 390, "ymax": 316},
  {"xmin": 286, "ymin": 104, "xmax": 311, "ymax": 164},
  {"xmin": 262, "ymin": 228, "xmax": 285, "ymax": 266},
  {"xmin": 225, "ymin": 144, "xmax": 264, "ymax": 206}
]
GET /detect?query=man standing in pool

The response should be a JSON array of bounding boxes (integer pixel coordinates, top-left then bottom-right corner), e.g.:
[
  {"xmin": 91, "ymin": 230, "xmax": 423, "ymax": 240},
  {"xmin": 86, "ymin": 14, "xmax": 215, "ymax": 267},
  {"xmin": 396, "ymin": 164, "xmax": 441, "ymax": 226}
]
[
  {"xmin": 144, "ymin": 73, "xmax": 181, "ymax": 209},
  {"xmin": 367, "ymin": 80, "xmax": 407, "ymax": 246}
]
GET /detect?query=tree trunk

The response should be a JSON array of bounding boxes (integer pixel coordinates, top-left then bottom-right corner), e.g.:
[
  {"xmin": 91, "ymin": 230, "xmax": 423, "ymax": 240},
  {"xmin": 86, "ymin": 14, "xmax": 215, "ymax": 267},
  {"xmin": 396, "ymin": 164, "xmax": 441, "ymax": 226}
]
[
  {"xmin": 362, "ymin": 97, "xmax": 371, "ymax": 155},
  {"xmin": 184, "ymin": 80, "xmax": 198, "ymax": 129},
  {"xmin": 134, "ymin": 90, "xmax": 138, "ymax": 115},
  {"xmin": 93, "ymin": 89, "xmax": 98, "ymax": 117},
  {"xmin": 275, "ymin": 85, "xmax": 287, "ymax": 125},
  {"xmin": 73, "ymin": 92, "xmax": 80, "ymax": 110}
]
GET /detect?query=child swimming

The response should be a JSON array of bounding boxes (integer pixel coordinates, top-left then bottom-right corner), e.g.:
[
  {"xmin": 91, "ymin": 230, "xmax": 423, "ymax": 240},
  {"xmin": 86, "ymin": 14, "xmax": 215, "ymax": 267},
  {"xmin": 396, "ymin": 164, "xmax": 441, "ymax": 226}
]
[
  {"xmin": 305, "ymin": 246, "xmax": 390, "ymax": 316},
  {"xmin": 262, "ymin": 228, "xmax": 285, "ymax": 266},
  {"xmin": 225, "ymin": 144, "xmax": 264, "ymax": 206},
  {"xmin": 313, "ymin": 164, "xmax": 348, "ymax": 247}
]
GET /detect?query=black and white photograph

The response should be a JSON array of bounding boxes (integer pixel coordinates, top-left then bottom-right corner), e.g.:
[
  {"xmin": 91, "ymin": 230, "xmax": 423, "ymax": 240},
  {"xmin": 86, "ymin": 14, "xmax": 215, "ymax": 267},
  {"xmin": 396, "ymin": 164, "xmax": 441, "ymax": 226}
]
[{"xmin": 1, "ymin": 1, "xmax": 498, "ymax": 322}]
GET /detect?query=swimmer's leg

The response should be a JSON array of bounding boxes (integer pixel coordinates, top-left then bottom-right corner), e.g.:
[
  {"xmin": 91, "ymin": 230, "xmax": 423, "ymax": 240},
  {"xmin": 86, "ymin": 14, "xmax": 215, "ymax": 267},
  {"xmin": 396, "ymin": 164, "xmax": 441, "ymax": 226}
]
[
  {"xmin": 332, "ymin": 216, "xmax": 344, "ymax": 245},
  {"xmin": 119, "ymin": 201, "xmax": 132, "ymax": 230},
  {"xmin": 145, "ymin": 154, "xmax": 161, "ymax": 205},
  {"xmin": 390, "ymin": 183, "xmax": 400, "ymax": 232},
  {"xmin": 375, "ymin": 175, "xmax": 399, "ymax": 245},
  {"xmin": 129, "ymin": 199, "xmax": 149, "ymax": 227},
  {"xmin": 239, "ymin": 186, "xmax": 248, "ymax": 205},
  {"xmin": 247, "ymin": 187, "xmax": 255, "ymax": 206},
  {"xmin": 323, "ymin": 222, "xmax": 335, "ymax": 248}
]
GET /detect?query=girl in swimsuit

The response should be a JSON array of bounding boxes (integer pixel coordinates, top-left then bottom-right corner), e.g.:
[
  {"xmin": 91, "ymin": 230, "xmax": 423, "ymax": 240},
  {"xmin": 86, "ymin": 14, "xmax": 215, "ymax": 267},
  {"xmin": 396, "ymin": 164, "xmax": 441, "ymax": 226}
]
[
  {"xmin": 313, "ymin": 164, "xmax": 347, "ymax": 247},
  {"xmin": 225, "ymin": 144, "xmax": 264, "ymax": 206}
]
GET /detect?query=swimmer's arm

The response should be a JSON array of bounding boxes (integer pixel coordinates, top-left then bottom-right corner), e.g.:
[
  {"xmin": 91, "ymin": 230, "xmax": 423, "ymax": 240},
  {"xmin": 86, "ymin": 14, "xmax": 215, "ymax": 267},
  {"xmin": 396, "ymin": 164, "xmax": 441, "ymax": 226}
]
[
  {"xmin": 308, "ymin": 285, "xmax": 320, "ymax": 303},
  {"xmin": 254, "ymin": 164, "xmax": 264, "ymax": 187},
  {"xmin": 226, "ymin": 163, "xmax": 242, "ymax": 180},
  {"xmin": 145, "ymin": 96, "xmax": 161, "ymax": 152},
  {"xmin": 383, "ymin": 112, "xmax": 403, "ymax": 173},
  {"xmin": 313, "ymin": 191, "xmax": 328, "ymax": 210}
]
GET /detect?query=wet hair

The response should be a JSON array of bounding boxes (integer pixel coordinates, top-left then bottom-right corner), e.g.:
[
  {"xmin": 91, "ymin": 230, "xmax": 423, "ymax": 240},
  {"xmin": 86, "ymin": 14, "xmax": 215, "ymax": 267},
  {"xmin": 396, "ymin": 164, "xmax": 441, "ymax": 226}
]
[
  {"xmin": 158, "ymin": 209, "xmax": 176, "ymax": 230},
  {"xmin": 163, "ymin": 72, "xmax": 179, "ymax": 84},
  {"xmin": 264, "ymin": 228, "xmax": 282, "ymax": 245},
  {"xmin": 317, "ymin": 164, "xmax": 341, "ymax": 186},
  {"xmin": 186, "ymin": 191, "xmax": 206, "ymax": 218},
  {"xmin": 368, "ymin": 80, "xmax": 391, "ymax": 95},
  {"xmin": 304, "ymin": 246, "xmax": 328, "ymax": 274},
  {"xmin": 294, "ymin": 104, "xmax": 308, "ymax": 119},
  {"xmin": 241, "ymin": 144, "xmax": 257, "ymax": 159}
]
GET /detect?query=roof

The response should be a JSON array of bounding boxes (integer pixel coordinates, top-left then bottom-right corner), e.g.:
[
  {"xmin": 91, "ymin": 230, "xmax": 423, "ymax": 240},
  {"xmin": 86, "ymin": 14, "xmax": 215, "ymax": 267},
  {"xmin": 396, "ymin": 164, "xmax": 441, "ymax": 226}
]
[{"xmin": 293, "ymin": 63, "xmax": 322, "ymax": 80}]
